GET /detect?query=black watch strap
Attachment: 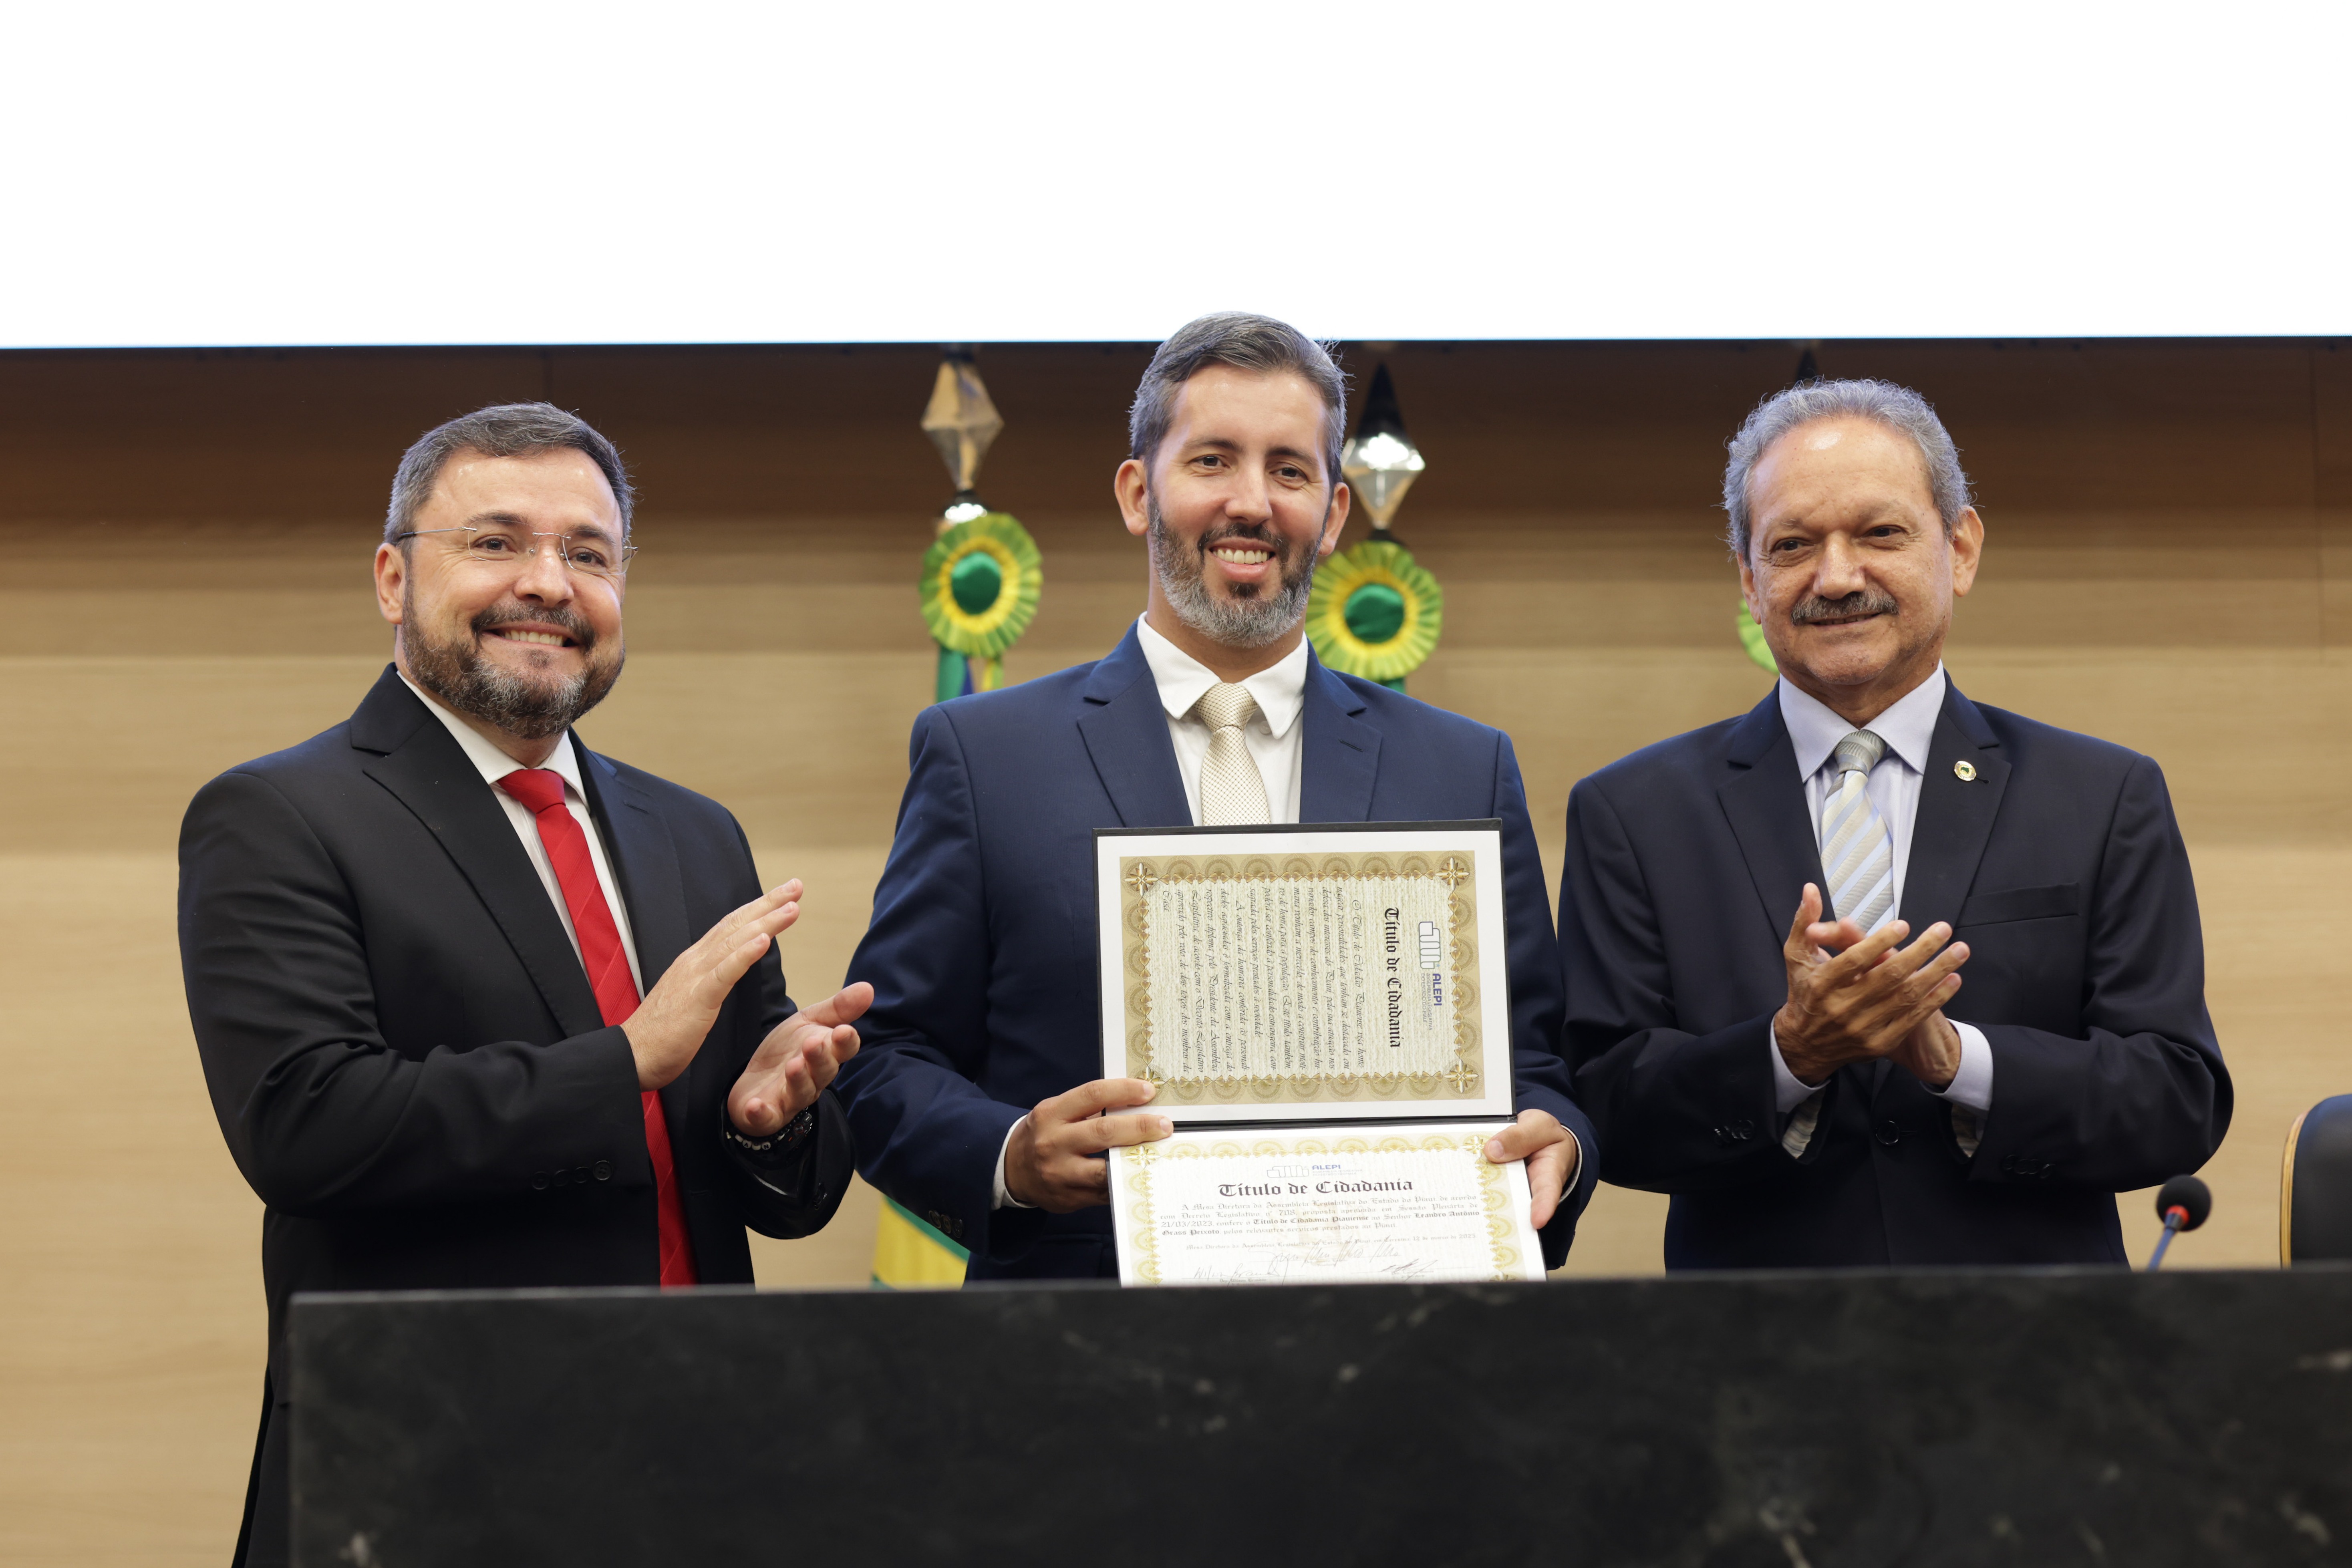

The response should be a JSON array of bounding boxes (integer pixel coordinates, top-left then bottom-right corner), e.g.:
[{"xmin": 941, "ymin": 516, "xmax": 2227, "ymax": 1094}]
[{"xmin": 723, "ymin": 1104, "xmax": 816, "ymax": 1165}]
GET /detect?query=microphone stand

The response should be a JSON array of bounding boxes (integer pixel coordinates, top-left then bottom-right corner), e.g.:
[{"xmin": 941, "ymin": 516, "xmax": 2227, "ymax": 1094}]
[{"xmin": 2145, "ymin": 1204, "xmax": 2191, "ymax": 1272}]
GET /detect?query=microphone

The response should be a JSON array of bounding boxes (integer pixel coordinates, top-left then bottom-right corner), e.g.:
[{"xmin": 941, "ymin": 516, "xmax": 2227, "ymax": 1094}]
[{"xmin": 2145, "ymin": 1175, "xmax": 2212, "ymax": 1271}]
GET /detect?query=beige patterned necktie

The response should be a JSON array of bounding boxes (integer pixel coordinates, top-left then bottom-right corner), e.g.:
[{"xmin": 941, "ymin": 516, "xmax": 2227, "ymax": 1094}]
[{"xmin": 1193, "ymin": 682, "xmax": 1271, "ymax": 825}]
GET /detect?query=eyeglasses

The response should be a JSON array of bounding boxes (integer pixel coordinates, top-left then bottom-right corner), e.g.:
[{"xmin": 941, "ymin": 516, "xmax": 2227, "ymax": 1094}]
[{"xmin": 397, "ymin": 524, "xmax": 636, "ymax": 582}]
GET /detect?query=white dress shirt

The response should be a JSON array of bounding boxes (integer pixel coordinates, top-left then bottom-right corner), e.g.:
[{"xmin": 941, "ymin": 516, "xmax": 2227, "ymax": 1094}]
[
  {"xmin": 1770, "ymin": 666, "xmax": 1993, "ymax": 1152},
  {"xmin": 1135, "ymin": 614, "xmax": 1310, "ymax": 824},
  {"xmin": 398, "ymin": 673, "xmax": 645, "ymax": 995}
]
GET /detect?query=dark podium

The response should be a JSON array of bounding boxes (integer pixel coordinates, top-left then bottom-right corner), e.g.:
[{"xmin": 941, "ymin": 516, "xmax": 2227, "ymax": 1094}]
[{"xmin": 290, "ymin": 1269, "xmax": 2352, "ymax": 1566}]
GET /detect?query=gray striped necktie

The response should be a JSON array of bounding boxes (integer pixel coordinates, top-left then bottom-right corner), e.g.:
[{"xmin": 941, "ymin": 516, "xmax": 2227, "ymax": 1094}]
[
  {"xmin": 1821, "ymin": 730, "xmax": 1895, "ymax": 934},
  {"xmin": 1782, "ymin": 729, "xmax": 1900, "ymax": 1157},
  {"xmin": 1193, "ymin": 682, "xmax": 1271, "ymax": 825}
]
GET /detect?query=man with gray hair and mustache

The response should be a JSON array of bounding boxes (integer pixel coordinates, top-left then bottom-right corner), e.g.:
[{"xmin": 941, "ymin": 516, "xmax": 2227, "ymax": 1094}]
[
  {"xmin": 1559, "ymin": 378, "xmax": 2229, "ymax": 1269},
  {"xmin": 832, "ymin": 312, "xmax": 1598, "ymax": 1279}
]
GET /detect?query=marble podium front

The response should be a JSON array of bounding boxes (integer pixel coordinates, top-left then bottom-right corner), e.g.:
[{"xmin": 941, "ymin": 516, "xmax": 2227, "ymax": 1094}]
[{"xmin": 289, "ymin": 1268, "xmax": 2352, "ymax": 1566}]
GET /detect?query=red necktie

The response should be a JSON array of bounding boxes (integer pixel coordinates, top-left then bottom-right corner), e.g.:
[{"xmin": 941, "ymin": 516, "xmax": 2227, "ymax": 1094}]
[{"xmin": 498, "ymin": 768, "xmax": 698, "ymax": 1287}]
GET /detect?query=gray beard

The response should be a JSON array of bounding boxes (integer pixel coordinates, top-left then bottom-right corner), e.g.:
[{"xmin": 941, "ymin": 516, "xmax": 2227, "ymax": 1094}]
[
  {"xmin": 403, "ymin": 591, "xmax": 624, "ymax": 742},
  {"xmin": 1148, "ymin": 496, "xmax": 1319, "ymax": 650}
]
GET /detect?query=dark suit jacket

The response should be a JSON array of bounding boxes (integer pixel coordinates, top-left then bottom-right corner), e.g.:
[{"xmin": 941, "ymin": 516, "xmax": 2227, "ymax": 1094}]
[
  {"xmin": 180, "ymin": 666, "xmax": 852, "ymax": 1566},
  {"xmin": 832, "ymin": 625, "xmax": 1597, "ymax": 1280},
  {"xmin": 1559, "ymin": 682, "xmax": 2229, "ymax": 1269}
]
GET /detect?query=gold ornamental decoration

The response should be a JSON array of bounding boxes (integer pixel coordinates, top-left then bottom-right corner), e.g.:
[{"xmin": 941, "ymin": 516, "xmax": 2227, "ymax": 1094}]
[
  {"xmin": 1313, "ymin": 362, "xmax": 1441, "ymax": 692},
  {"xmin": 916, "ymin": 350, "xmax": 1041, "ymax": 701}
]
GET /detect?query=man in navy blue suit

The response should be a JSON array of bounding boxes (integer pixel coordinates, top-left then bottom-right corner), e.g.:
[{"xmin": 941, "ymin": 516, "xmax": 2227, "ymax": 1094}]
[
  {"xmin": 1559, "ymin": 378, "xmax": 2229, "ymax": 1268},
  {"xmin": 834, "ymin": 313, "xmax": 1597, "ymax": 1279}
]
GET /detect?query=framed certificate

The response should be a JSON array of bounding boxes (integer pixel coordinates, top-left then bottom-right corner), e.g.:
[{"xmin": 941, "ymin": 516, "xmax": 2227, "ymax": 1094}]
[
  {"xmin": 1094, "ymin": 823, "xmax": 1515, "ymax": 1124},
  {"xmin": 1107, "ymin": 1122, "xmax": 1545, "ymax": 1286}
]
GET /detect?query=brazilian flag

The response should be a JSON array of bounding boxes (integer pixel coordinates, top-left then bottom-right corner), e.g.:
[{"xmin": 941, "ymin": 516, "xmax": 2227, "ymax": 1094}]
[{"xmin": 870, "ymin": 1196, "xmax": 968, "ymax": 1289}]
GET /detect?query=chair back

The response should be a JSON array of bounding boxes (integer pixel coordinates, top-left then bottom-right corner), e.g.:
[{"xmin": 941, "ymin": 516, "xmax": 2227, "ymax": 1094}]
[{"xmin": 2282, "ymin": 1095, "xmax": 2352, "ymax": 1263}]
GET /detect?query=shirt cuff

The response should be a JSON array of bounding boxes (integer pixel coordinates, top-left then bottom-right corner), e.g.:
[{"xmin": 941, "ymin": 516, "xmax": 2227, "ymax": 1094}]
[
  {"xmin": 1768, "ymin": 1024, "xmax": 1823, "ymax": 1114},
  {"xmin": 1922, "ymin": 1022, "xmax": 1994, "ymax": 1113},
  {"xmin": 991, "ymin": 1115, "xmax": 1033, "ymax": 1211}
]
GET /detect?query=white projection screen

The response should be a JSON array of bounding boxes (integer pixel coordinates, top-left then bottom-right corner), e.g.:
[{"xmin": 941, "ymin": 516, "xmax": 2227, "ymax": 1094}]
[{"xmin": 3, "ymin": 0, "xmax": 2346, "ymax": 348}]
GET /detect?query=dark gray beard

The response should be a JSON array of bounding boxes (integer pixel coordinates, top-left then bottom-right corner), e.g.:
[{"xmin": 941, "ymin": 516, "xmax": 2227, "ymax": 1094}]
[
  {"xmin": 403, "ymin": 592, "xmax": 624, "ymax": 741},
  {"xmin": 1147, "ymin": 496, "xmax": 1319, "ymax": 650}
]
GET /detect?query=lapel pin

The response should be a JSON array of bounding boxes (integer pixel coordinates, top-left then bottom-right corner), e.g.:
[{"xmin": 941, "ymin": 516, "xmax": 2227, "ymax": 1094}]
[{"xmin": 1953, "ymin": 760, "xmax": 1978, "ymax": 782}]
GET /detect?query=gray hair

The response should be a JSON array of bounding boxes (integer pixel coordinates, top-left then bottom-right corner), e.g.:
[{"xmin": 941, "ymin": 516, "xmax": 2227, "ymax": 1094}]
[
  {"xmin": 1722, "ymin": 378, "xmax": 1971, "ymax": 561},
  {"xmin": 1129, "ymin": 312, "xmax": 1349, "ymax": 483},
  {"xmin": 384, "ymin": 402, "xmax": 635, "ymax": 549}
]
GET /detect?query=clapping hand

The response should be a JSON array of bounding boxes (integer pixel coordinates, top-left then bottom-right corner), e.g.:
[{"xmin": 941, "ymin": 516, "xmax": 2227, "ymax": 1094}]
[
  {"xmin": 624, "ymin": 881, "xmax": 806, "ymax": 1091},
  {"xmin": 728, "ymin": 982, "xmax": 872, "ymax": 1137},
  {"xmin": 1773, "ymin": 882, "xmax": 1969, "ymax": 1089}
]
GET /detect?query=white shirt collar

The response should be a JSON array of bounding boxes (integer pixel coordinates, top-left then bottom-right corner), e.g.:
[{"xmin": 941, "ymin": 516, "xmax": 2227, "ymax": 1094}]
[
  {"xmin": 1134, "ymin": 615, "xmax": 1310, "ymax": 740},
  {"xmin": 398, "ymin": 671, "xmax": 586, "ymax": 799},
  {"xmin": 1778, "ymin": 664, "xmax": 1947, "ymax": 780}
]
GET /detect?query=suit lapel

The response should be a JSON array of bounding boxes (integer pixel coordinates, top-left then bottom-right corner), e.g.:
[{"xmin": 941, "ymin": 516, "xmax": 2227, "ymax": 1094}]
[
  {"xmin": 1716, "ymin": 692, "xmax": 1824, "ymax": 942},
  {"xmin": 1074, "ymin": 630, "xmax": 1381, "ymax": 826},
  {"xmin": 1077, "ymin": 627, "xmax": 1192, "ymax": 827},
  {"xmin": 576, "ymin": 746, "xmax": 692, "ymax": 985},
  {"xmin": 1297, "ymin": 659, "xmax": 1380, "ymax": 823},
  {"xmin": 1903, "ymin": 684, "xmax": 2010, "ymax": 936},
  {"xmin": 576, "ymin": 743, "xmax": 700, "ymax": 1139},
  {"xmin": 354, "ymin": 674, "xmax": 604, "ymax": 1039}
]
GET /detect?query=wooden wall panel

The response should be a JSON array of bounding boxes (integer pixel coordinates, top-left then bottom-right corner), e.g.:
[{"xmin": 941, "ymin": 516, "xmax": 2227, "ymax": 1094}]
[{"xmin": 1, "ymin": 338, "xmax": 2346, "ymax": 1564}]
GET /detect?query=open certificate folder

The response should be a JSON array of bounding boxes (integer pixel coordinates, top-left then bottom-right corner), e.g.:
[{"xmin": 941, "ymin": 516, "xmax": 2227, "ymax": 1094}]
[{"xmin": 1097, "ymin": 823, "xmax": 1545, "ymax": 1286}]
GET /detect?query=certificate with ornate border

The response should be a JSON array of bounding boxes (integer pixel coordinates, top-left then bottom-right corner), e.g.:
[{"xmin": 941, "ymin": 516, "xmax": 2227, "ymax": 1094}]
[
  {"xmin": 1095, "ymin": 823, "xmax": 1513, "ymax": 1123},
  {"xmin": 1108, "ymin": 1123, "xmax": 1545, "ymax": 1285}
]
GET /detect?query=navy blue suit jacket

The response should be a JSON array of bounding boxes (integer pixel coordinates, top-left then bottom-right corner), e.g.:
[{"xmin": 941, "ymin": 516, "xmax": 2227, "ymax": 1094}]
[
  {"xmin": 1559, "ymin": 682, "xmax": 2230, "ymax": 1269},
  {"xmin": 835, "ymin": 626, "xmax": 1596, "ymax": 1278}
]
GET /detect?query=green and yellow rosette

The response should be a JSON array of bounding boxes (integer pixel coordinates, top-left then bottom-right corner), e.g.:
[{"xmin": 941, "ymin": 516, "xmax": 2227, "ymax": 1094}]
[
  {"xmin": 1736, "ymin": 598, "xmax": 1778, "ymax": 674},
  {"xmin": 920, "ymin": 512, "xmax": 1042, "ymax": 702},
  {"xmin": 1305, "ymin": 538, "xmax": 1442, "ymax": 690}
]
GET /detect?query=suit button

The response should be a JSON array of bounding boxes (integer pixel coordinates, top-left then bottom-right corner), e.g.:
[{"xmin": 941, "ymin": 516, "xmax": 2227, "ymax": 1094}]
[
  {"xmin": 1875, "ymin": 1120, "xmax": 1902, "ymax": 1147},
  {"xmin": 531, "ymin": 1171, "xmax": 550, "ymax": 1191},
  {"xmin": 1730, "ymin": 1120, "xmax": 1756, "ymax": 1142},
  {"xmin": 594, "ymin": 1160, "xmax": 612, "ymax": 1182}
]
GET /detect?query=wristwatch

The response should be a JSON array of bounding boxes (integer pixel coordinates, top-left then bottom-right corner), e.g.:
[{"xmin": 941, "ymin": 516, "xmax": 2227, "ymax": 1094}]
[{"xmin": 723, "ymin": 1105, "xmax": 815, "ymax": 1164}]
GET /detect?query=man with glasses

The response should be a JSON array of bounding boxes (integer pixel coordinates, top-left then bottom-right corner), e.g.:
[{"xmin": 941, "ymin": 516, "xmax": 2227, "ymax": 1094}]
[{"xmin": 179, "ymin": 403, "xmax": 869, "ymax": 1567}]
